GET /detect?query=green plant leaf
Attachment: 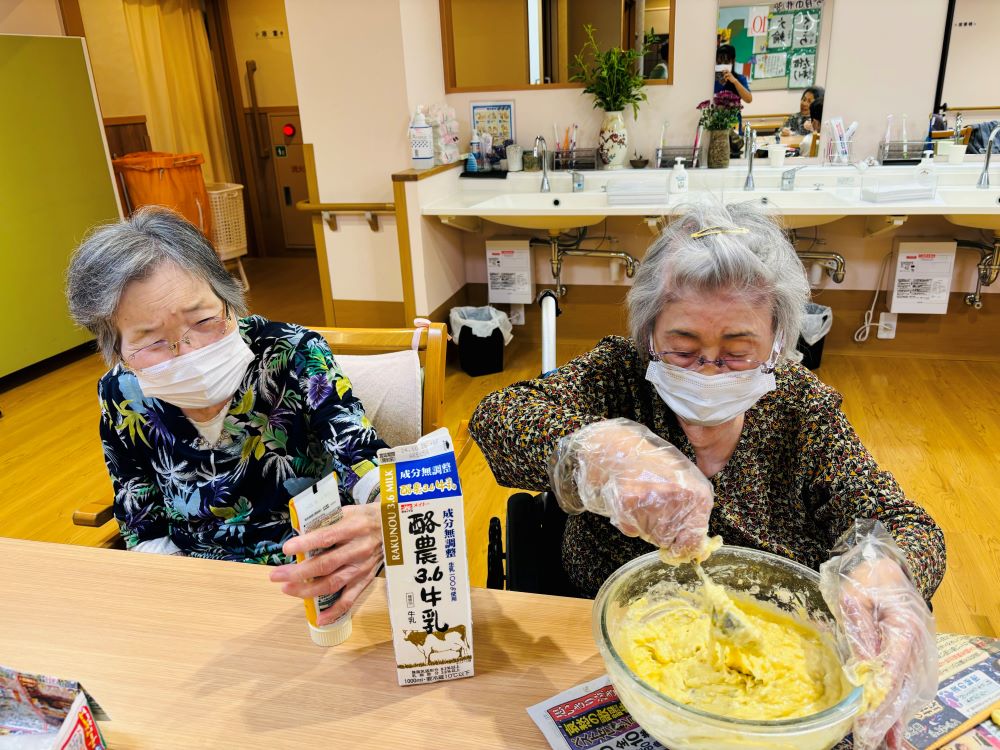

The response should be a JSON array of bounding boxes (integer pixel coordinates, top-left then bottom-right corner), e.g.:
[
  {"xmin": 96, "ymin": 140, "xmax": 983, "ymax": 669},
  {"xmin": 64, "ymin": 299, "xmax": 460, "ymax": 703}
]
[{"xmin": 570, "ymin": 24, "xmax": 652, "ymax": 118}]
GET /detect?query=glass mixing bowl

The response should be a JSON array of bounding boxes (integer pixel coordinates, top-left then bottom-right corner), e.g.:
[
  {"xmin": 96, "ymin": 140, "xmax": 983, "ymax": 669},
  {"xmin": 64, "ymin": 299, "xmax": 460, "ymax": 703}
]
[{"xmin": 593, "ymin": 546, "xmax": 862, "ymax": 750}]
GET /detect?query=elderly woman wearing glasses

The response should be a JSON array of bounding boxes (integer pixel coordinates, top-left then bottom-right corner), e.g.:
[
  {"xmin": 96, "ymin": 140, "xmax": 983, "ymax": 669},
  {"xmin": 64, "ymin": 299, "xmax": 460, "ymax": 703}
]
[
  {"xmin": 470, "ymin": 201, "xmax": 944, "ymax": 749},
  {"xmin": 66, "ymin": 206, "xmax": 383, "ymax": 625}
]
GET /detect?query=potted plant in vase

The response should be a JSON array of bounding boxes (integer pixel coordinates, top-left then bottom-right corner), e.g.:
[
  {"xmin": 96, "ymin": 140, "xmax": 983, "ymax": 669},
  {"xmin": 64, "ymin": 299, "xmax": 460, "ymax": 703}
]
[
  {"xmin": 697, "ymin": 91, "xmax": 743, "ymax": 168},
  {"xmin": 571, "ymin": 25, "xmax": 651, "ymax": 170}
]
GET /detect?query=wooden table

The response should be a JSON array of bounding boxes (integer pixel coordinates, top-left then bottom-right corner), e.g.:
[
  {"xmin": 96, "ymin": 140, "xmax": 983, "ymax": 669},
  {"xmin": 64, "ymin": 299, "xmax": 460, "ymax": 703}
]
[{"xmin": 0, "ymin": 538, "xmax": 601, "ymax": 748}]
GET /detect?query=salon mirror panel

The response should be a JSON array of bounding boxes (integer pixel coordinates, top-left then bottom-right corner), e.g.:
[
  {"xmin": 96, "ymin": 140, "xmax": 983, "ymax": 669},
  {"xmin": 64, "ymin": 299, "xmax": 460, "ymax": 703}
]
[
  {"xmin": 715, "ymin": 0, "xmax": 833, "ymax": 145},
  {"xmin": 441, "ymin": 0, "xmax": 677, "ymax": 92}
]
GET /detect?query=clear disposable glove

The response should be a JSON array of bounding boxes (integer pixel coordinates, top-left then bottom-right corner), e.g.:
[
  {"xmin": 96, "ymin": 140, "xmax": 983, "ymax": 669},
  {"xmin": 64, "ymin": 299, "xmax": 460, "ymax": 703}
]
[
  {"xmin": 819, "ymin": 519, "xmax": 937, "ymax": 750},
  {"xmin": 548, "ymin": 418, "xmax": 715, "ymax": 561}
]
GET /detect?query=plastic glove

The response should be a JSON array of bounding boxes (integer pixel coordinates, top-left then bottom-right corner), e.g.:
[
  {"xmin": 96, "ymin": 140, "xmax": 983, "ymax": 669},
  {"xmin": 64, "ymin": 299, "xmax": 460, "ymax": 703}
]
[
  {"xmin": 548, "ymin": 418, "xmax": 715, "ymax": 561},
  {"xmin": 819, "ymin": 519, "xmax": 937, "ymax": 750}
]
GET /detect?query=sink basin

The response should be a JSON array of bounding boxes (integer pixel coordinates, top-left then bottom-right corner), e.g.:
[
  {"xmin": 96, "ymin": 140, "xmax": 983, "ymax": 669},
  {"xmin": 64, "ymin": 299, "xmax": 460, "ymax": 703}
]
[
  {"xmin": 472, "ymin": 192, "xmax": 607, "ymax": 232},
  {"xmin": 938, "ymin": 189, "xmax": 1000, "ymax": 232},
  {"xmin": 726, "ymin": 190, "xmax": 850, "ymax": 230}
]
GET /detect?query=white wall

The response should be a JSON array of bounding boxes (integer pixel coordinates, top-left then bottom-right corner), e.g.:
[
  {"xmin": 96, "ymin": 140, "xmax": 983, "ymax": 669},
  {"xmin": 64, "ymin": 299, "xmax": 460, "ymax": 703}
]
[
  {"xmin": 941, "ymin": 0, "xmax": 1000, "ymax": 110},
  {"xmin": 823, "ymin": 0, "xmax": 947, "ymax": 161},
  {"xmin": 285, "ymin": 0, "xmax": 465, "ymax": 316},
  {"xmin": 285, "ymin": 0, "xmax": 410, "ymax": 304},
  {"xmin": 0, "ymin": 0, "xmax": 62, "ymax": 34}
]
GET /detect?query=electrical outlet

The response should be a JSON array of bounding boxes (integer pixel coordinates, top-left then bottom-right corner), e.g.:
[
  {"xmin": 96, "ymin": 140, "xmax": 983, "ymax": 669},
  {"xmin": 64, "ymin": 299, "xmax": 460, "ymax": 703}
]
[{"xmin": 877, "ymin": 312, "xmax": 898, "ymax": 339}]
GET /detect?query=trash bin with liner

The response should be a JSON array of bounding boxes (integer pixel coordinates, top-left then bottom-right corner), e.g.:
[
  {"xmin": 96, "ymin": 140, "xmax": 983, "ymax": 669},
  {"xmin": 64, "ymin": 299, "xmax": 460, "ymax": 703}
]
[
  {"xmin": 797, "ymin": 302, "xmax": 833, "ymax": 370},
  {"xmin": 449, "ymin": 305, "xmax": 513, "ymax": 376}
]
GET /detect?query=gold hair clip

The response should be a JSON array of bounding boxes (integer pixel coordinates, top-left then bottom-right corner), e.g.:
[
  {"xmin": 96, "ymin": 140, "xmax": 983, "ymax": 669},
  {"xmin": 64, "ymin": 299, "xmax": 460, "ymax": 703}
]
[{"xmin": 689, "ymin": 226, "xmax": 750, "ymax": 239}]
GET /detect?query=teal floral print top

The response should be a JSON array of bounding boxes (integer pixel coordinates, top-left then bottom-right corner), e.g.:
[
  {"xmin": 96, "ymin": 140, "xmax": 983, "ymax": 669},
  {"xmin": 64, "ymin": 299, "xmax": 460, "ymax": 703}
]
[{"xmin": 97, "ymin": 316, "xmax": 387, "ymax": 563}]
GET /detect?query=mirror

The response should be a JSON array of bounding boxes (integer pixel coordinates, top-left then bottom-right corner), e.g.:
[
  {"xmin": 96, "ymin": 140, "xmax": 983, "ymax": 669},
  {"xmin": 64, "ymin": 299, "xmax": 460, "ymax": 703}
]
[
  {"xmin": 441, "ymin": 0, "xmax": 675, "ymax": 92},
  {"xmin": 937, "ymin": 0, "xmax": 999, "ymax": 112},
  {"xmin": 715, "ymin": 0, "xmax": 833, "ymax": 146}
]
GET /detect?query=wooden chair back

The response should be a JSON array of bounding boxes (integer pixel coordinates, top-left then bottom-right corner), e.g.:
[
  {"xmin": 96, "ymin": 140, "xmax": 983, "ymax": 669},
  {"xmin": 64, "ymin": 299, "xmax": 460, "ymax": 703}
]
[
  {"xmin": 314, "ymin": 322, "xmax": 447, "ymax": 435},
  {"xmin": 930, "ymin": 127, "xmax": 972, "ymax": 145}
]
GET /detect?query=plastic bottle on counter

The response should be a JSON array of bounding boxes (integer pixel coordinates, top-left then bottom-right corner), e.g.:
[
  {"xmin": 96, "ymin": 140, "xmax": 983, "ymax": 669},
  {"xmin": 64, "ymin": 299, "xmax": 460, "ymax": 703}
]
[
  {"xmin": 470, "ymin": 131, "xmax": 481, "ymax": 169},
  {"xmin": 669, "ymin": 157, "xmax": 688, "ymax": 194},
  {"xmin": 408, "ymin": 108, "xmax": 434, "ymax": 170}
]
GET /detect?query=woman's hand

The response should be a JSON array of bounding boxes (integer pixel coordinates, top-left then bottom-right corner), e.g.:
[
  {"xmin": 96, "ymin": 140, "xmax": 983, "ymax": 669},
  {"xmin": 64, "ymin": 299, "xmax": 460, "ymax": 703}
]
[
  {"xmin": 820, "ymin": 522, "xmax": 937, "ymax": 750},
  {"xmin": 549, "ymin": 419, "xmax": 715, "ymax": 560},
  {"xmin": 270, "ymin": 503, "xmax": 383, "ymax": 625}
]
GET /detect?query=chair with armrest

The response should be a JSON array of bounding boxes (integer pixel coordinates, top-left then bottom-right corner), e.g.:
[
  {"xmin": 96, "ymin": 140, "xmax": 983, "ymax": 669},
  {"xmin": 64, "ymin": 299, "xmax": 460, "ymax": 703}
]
[
  {"xmin": 930, "ymin": 127, "xmax": 972, "ymax": 145},
  {"xmin": 73, "ymin": 321, "xmax": 470, "ymax": 530}
]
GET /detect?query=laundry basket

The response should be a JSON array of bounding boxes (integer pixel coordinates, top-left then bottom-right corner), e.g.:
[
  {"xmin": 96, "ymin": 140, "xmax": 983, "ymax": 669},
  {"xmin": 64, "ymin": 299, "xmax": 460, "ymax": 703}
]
[
  {"xmin": 206, "ymin": 182, "xmax": 249, "ymax": 290},
  {"xmin": 112, "ymin": 151, "xmax": 212, "ymax": 238}
]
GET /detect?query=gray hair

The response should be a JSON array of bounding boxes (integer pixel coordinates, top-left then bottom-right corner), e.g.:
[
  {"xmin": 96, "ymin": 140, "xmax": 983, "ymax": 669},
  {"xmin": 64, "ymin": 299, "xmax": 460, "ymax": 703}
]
[
  {"xmin": 627, "ymin": 200, "xmax": 810, "ymax": 363},
  {"xmin": 66, "ymin": 206, "xmax": 248, "ymax": 364}
]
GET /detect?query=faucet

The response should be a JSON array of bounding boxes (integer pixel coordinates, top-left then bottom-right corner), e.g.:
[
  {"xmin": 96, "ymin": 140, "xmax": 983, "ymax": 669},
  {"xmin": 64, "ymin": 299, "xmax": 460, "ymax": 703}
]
[
  {"xmin": 743, "ymin": 123, "xmax": 756, "ymax": 191},
  {"xmin": 781, "ymin": 165, "xmax": 810, "ymax": 191},
  {"xmin": 976, "ymin": 123, "xmax": 1000, "ymax": 189},
  {"xmin": 534, "ymin": 135, "xmax": 551, "ymax": 193}
]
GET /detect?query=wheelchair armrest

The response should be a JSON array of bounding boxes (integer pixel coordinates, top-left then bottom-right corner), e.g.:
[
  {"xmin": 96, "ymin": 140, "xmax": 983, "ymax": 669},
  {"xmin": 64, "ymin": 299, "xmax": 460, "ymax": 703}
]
[{"xmin": 73, "ymin": 501, "xmax": 115, "ymax": 527}]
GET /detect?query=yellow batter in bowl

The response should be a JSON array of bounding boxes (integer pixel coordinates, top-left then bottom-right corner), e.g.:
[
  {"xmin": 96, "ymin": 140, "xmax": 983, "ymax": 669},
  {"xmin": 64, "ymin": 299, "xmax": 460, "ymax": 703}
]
[
  {"xmin": 620, "ymin": 577, "xmax": 851, "ymax": 721},
  {"xmin": 595, "ymin": 548, "xmax": 862, "ymax": 750}
]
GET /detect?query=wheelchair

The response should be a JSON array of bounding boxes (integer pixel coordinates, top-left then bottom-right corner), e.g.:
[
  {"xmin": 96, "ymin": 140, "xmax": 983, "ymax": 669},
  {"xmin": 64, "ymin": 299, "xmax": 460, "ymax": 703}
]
[{"xmin": 485, "ymin": 490, "xmax": 581, "ymax": 597}]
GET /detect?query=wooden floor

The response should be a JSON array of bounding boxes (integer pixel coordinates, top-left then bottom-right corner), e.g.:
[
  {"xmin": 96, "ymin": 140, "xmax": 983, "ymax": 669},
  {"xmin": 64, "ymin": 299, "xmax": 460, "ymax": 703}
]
[{"xmin": 1, "ymin": 258, "xmax": 998, "ymax": 637}]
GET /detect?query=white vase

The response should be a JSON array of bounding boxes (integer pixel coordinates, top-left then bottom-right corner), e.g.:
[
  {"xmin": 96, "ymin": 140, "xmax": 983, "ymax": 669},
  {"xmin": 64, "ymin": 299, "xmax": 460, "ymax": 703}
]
[{"xmin": 598, "ymin": 110, "xmax": 628, "ymax": 170}]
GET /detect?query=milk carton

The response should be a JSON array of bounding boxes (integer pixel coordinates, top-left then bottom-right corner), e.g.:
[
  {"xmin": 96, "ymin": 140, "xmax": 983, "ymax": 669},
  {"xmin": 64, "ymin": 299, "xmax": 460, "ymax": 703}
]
[{"xmin": 378, "ymin": 428, "xmax": 474, "ymax": 686}]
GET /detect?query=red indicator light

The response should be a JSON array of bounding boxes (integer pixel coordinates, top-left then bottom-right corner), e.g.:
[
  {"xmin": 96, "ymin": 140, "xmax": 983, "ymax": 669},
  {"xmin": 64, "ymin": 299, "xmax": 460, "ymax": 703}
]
[{"xmin": 282, "ymin": 123, "xmax": 296, "ymax": 137}]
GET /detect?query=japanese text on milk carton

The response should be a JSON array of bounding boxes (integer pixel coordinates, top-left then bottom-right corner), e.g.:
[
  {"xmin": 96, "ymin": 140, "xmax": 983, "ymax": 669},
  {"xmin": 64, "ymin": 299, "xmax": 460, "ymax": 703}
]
[{"xmin": 379, "ymin": 428, "xmax": 473, "ymax": 686}]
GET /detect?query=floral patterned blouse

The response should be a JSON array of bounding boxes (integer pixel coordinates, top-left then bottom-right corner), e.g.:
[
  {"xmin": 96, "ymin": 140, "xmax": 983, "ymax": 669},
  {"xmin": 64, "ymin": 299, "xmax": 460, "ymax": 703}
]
[
  {"xmin": 98, "ymin": 316, "xmax": 387, "ymax": 563},
  {"xmin": 470, "ymin": 336, "xmax": 946, "ymax": 601}
]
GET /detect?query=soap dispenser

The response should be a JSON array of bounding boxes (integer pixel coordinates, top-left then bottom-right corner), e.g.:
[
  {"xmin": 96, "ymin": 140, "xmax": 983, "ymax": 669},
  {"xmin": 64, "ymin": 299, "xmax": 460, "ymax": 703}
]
[{"xmin": 669, "ymin": 157, "xmax": 688, "ymax": 194}]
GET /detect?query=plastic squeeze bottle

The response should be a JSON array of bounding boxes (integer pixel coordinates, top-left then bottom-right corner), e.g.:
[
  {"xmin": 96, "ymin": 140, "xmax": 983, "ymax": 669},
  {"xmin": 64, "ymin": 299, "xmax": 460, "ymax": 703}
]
[{"xmin": 408, "ymin": 108, "xmax": 434, "ymax": 170}]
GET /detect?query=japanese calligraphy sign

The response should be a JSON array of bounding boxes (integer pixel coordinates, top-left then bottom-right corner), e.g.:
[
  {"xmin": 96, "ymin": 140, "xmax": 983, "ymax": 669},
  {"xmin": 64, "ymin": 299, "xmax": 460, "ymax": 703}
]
[{"xmin": 379, "ymin": 428, "xmax": 474, "ymax": 686}]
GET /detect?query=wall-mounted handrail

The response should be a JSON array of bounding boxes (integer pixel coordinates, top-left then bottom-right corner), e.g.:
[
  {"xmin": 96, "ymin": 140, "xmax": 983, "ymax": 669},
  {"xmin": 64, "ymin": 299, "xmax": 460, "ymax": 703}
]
[
  {"xmin": 942, "ymin": 104, "xmax": 1000, "ymax": 112},
  {"xmin": 295, "ymin": 199, "xmax": 395, "ymax": 231},
  {"xmin": 246, "ymin": 60, "xmax": 269, "ymax": 160}
]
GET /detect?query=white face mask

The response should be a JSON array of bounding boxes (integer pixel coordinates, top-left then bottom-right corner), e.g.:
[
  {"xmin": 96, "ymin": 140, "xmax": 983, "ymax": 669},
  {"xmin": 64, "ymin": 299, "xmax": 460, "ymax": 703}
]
[
  {"xmin": 645, "ymin": 334, "xmax": 782, "ymax": 427},
  {"xmin": 134, "ymin": 327, "xmax": 254, "ymax": 410}
]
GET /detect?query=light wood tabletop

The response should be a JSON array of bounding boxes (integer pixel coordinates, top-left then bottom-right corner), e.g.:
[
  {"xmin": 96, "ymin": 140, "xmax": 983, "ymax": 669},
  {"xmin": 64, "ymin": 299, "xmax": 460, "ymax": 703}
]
[{"xmin": 0, "ymin": 537, "xmax": 602, "ymax": 749}]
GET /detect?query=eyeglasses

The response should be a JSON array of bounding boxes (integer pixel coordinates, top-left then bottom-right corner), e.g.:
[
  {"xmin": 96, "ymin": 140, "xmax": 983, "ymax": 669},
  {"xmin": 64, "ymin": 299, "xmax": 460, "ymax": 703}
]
[
  {"xmin": 125, "ymin": 304, "xmax": 231, "ymax": 370},
  {"xmin": 649, "ymin": 349, "xmax": 773, "ymax": 373}
]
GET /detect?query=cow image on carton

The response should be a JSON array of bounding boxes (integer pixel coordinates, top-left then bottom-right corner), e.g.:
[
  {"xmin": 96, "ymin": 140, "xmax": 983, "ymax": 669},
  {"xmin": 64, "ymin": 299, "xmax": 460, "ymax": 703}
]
[{"xmin": 379, "ymin": 428, "xmax": 474, "ymax": 685}]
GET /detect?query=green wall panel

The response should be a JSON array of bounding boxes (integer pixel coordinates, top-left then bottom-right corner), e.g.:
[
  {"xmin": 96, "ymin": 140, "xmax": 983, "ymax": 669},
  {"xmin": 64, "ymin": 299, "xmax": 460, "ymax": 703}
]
[{"xmin": 0, "ymin": 35, "xmax": 121, "ymax": 377}]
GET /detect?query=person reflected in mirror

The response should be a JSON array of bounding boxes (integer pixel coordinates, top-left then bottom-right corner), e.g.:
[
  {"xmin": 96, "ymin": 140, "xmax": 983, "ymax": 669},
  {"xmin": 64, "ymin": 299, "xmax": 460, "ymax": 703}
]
[
  {"xmin": 714, "ymin": 44, "xmax": 752, "ymax": 104},
  {"xmin": 798, "ymin": 97, "xmax": 824, "ymax": 156},
  {"xmin": 648, "ymin": 41, "xmax": 669, "ymax": 80},
  {"xmin": 782, "ymin": 86, "xmax": 824, "ymax": 136}
]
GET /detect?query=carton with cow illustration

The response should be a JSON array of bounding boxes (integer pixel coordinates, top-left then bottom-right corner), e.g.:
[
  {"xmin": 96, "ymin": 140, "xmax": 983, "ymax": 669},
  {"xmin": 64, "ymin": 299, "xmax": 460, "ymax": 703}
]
[{"xmin": 378, "ymin": 428, "xmax": 474, "ymax": 686}]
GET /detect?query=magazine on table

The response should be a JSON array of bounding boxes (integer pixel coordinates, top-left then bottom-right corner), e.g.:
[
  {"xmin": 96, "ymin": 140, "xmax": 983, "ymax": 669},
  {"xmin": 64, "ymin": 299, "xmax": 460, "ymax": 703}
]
[{"xmin": 528, "ymin": 634, "xmax": 1000, "ymax": 750}]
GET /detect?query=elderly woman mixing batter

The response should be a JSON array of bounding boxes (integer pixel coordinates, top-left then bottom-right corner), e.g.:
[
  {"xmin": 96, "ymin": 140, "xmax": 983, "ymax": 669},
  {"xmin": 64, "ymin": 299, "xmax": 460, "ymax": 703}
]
[
  {"xmin": 66, "ymin": 207, "xmax": 380, "ymax": 624},
  {"xmin": 471, "ymin": 202, "xmax": 944, "ymax": 749}
]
